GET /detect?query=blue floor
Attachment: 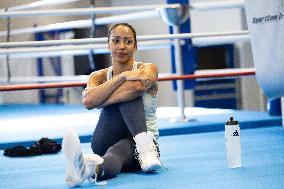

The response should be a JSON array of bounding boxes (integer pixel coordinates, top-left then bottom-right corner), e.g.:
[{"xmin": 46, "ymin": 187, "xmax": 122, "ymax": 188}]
[
  {"xmin": 0, "ymin": 104, "xmax": 282, "ymax": 149},
  {"xmin": 0, "ymin": 104, "xmax": 283, "ymax": 188},
  {"xmin": 0, "ymin": 126, "xmax": 284, "ymax": 189}
]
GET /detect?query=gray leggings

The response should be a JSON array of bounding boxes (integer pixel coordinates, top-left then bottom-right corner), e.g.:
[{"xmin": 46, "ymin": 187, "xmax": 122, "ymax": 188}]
[{"xmin": 91, "ymin": 97, "xmax": 149, "ymax": 180}]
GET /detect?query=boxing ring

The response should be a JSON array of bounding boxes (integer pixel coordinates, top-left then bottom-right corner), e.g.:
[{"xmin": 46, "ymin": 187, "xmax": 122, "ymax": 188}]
[{"xmin": 1, "ymin": 0, "xmax": 284, "ymax": 188}]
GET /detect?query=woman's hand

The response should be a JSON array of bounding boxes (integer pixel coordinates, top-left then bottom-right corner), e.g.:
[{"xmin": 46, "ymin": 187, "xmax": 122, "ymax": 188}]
[
  {"xmin": 123, "ymin": 69, "xmax": 152, "ymax": 90},
  {"xmin": 123, "ymin": 69, "xmax": 143, "ymax": 80}
]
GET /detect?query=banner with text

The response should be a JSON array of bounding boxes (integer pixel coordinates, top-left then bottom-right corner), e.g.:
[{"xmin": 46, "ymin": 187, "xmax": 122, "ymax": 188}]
[{"xmin": 245, "ymin": 0, "xmax": 284, "ymax": 99}]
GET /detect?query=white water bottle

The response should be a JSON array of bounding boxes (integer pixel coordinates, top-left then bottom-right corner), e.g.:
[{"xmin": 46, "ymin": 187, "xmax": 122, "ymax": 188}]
[{"xmin": 225, "ymin": 117, "xmax": 242, "ymax": 168}]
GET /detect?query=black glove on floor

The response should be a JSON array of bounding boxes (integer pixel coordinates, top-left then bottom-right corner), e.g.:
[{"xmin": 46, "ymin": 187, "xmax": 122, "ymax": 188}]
[{"xmin": 3, "ymin": 137, "xmax": 61, "ymax": 157}]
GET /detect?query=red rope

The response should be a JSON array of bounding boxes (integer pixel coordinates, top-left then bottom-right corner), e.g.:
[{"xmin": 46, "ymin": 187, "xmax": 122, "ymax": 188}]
[
  {"xmin": 158, "ymin": 70, "xmax": 256, "ymax": 81},
  {"xmin": 0, "ymin": 70, "xmax": 256, "ymax": 91},
  {"xmin": 0, "ymin": 82, "xmax": 86, "ymax": 91}
]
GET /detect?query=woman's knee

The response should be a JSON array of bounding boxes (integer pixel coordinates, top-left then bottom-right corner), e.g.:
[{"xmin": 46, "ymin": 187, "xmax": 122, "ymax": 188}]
[
  {"xmin": 91, "ymin": 141, "xmax": 102, "ymax": 156},
  {"xmin": 118, "ymin": 96, "xmax": 144, "ymax": 112},
  {"xmin": 91, "ymin": 135, "xmax": 109, "ymax": 156}
]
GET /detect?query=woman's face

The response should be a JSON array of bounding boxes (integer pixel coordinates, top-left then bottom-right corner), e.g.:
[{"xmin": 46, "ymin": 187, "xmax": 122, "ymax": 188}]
[{"xmin": 108, "ymin": 25, "xmax": 136, "ymax": 64}]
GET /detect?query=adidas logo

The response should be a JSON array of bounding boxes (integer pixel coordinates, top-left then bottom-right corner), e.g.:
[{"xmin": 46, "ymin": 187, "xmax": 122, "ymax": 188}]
[{"xmin": 232, "ymin": 130, "xmax": 239, "ymax": 136}]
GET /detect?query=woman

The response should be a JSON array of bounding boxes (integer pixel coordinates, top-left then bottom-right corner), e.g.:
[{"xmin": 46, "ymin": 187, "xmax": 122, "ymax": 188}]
[{"xmin": 62, "ymin": 23, "xmax": 161, "ymax": 187}]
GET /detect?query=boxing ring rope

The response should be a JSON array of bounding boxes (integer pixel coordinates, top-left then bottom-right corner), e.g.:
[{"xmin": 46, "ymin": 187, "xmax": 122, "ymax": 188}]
[
  {"xmin": 190, "ymin": 0, "xmax": 244, "ymax": 11},
  {"xmin": 0, "ymin": 30, "xmax": 249, "ymax": 49},
  {"xmin": 0, "ymin": 75, "xmax": 89, "ymax": 83},
  {"xmin": 0, "ymin": 68, "xmax": 256, "ymax": 91},
  {"xmin": 0, "ymin": 4, "xmax": 181, "ymax": 17},
  {"xmin": 0, "ymin": 68, "xmax": 255, "ymax": 83},
  {"xmin": 0, "ymin": 40, "xmax": 174, "ymax": 59},
  {"xmin": 0, "ymin": 1, "xmax": 247, "ymax": 38},
  {"xmin": 0, "ymin": 10, "xmax": 160, "ymax": 38},
  {"xmin": 0, "ymin": 40, "xmax": 175, "ymax": 56},
  {"xmin": 4, "ymin": 0, "xmax": 245, "ymax": 12},
  {"xmin": 1, "ymin": 0, "xmax": 82, "ymax": 11},
  {"xmin": 192, "ymin": 35, "xmax": 250, "ymax": 47}
]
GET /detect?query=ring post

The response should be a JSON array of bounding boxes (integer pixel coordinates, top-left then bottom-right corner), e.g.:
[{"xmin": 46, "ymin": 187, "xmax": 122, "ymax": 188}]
[
  {"xmin": 159, "ymin": 5, "xmax": 190, "ymax": 122},
  {"xmin": 172, "ymin": 25, "xmax": 187, "ymax": 121}
]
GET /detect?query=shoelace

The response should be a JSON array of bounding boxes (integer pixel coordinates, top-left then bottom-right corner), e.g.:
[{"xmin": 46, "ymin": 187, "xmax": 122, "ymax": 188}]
[
  {"xmin": 84, "ymin": 156, "xmax": 107, "ymax": 186},
  {"xmin": 88, "ymin": 174, "xmax": 107, "ymax": 186}
]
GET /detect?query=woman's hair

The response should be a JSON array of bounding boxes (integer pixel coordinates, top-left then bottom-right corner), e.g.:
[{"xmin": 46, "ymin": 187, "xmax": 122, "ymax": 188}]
[{"xmin": 108, "ymin": 23, "xmax": 137, "ymax": 48}]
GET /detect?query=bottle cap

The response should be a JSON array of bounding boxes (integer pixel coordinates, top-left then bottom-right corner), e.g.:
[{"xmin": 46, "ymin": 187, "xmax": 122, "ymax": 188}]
[{"xmin": 226, "ymin": 117, "xmax": 238, "ymax": 125}]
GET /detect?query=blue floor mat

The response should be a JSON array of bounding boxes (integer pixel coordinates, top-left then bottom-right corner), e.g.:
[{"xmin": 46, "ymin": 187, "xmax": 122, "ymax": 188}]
[
  {"xmin": 0, "ymin": 105, "xmax": 281, "ymax": 149},
  {"xmin": 0, "ymin": 126, "xmax": 284, "ymax": 189}
]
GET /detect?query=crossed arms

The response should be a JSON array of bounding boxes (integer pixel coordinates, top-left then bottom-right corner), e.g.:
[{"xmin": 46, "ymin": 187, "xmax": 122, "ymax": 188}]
[{"xmin": 82, "ymin": 63, "xmax": 158, "ymax": 110}]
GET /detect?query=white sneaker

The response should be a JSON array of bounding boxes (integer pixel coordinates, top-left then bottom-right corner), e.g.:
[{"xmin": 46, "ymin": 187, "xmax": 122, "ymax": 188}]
[
  {"xmin": 62, "ymin": 130, "xmax": 104, "ymax": 187},
  {"xmin": 133, "ymin": 132, "xmax": 162, "ymax": 172}
]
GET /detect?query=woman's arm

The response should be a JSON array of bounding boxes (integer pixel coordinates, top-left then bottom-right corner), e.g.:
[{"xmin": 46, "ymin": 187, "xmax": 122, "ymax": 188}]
[
  {"xmin": 82, "ymin": 63, "xmax": 158, "ymax": 109},
  {"xmin": 82, "ymin": 69, "xmax": 127, "ymax": 109},
  {"xmin": 98, "ymin": 63, "xmax": 158, "ymax": 107},
  {"xmin": 125, "ymin": 63, "xmax": 158, "ymax": 90},
  {"xmin": 98, "ymin": 80, "xmax": 146, "ymax": 108}
]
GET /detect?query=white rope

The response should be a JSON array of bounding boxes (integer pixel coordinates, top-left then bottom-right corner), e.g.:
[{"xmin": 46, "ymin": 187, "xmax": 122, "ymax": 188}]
[
  {"xmin": 3, "ymin": 0, "xmax": 82, "ymax": 11},
  {"xmin": 0, "ymin": 75, "xmax": 89, "ymax": 83},
  {"xmin": 192, "ymin": 35, "xmax": 250, "ymax": 47},
  {"xmin": 0, "ymin": 30, "xmax": 249, "ymax": 48},
  {"xmin": 0, "ymin": 4, "xmax": 181, "ymax": 17},
  {"xmin": 0, "ymin": 10, "xmax": 160, "ymax": 38},
  {"xmin": 3, "ymin": 49, "xmax": 91, "ymax": 59},
  {"xmin": 4, "ymin": 49, "xmax": 91, "ymax": 59},
  {"xmin": 0, "ymin": 40, "xmax": 174, "ymax": 58},
  {"xmin": 0, "ymin": 68, "xmax": 255, "ymax": 83},
  {"xmin": 0, "ymin": 38, "xmax": 107, "ymax": 48},
  {"xmin": 0, "ymin": 19, "xmax": 90, "ymax": 37},
  {"xmin": 194, "ymin": 67, "xmax": 255, "ymax": 74},
  {"xmin": 0, "ymin": 44, "xmax": 106, "ymax": 55},
  {"xmin": 190, "ymin": 0, "xmax": 245, "ymax": 11}
]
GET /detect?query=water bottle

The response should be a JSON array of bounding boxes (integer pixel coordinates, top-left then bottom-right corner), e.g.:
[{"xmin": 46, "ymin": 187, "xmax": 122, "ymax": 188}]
[{"xmin": 225, "ymin": 117, "xmax": 242, "ymax": 168}]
